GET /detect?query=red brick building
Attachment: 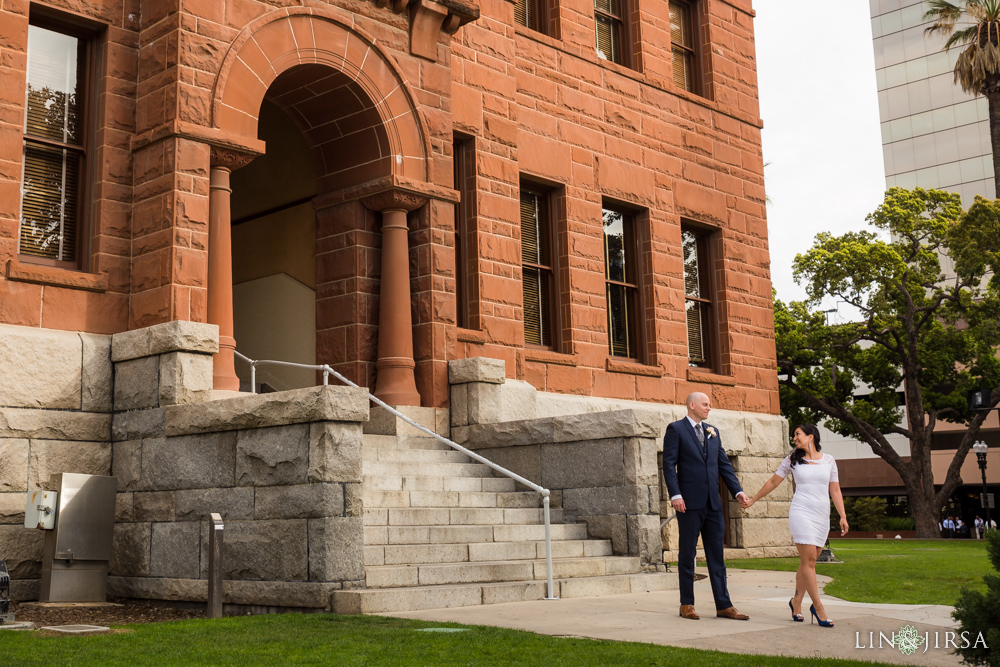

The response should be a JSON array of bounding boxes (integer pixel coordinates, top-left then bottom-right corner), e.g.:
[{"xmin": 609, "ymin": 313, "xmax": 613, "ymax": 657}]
[{"xmin": 0, "ymin": 0, "xmax": 775, "ymax": 412}]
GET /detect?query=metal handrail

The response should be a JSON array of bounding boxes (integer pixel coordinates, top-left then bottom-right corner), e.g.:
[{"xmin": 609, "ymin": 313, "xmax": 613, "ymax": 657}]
[{"xmin": 234, "ymin": 351, "xmax": 558, "ymax": 600}]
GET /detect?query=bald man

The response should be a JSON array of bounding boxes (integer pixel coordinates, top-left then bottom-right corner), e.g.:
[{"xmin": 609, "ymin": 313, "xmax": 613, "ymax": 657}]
[{"xmin": 662, "ymin": 392, "xmax": 750, "ymax": 621}]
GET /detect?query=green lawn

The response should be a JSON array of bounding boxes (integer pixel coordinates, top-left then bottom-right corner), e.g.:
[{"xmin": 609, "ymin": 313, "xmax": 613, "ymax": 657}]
[
  {"xmin": 728, "ymin": 539, "xmax": 991, "ymax": 605},
  {"xmin": 1, "ymin": 613, "xmax": 905, "ymax": 666}
]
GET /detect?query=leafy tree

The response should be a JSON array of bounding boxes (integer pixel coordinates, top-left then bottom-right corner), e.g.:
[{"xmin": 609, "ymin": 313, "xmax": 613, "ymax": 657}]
[
  {"xmin": 952, "ymin": 529, "xmax": 1000, "ymax": 666},
  {"xmin": 924, "ymin": 0, "xmax": 1000, "ymax": 197},
  {"xmin": 831, "ymin": 497, "xmax": 888, "ymax": 532},
  {"xmin": 776, "ymin": 188, "xmax": 1000, "ymax": 538}
]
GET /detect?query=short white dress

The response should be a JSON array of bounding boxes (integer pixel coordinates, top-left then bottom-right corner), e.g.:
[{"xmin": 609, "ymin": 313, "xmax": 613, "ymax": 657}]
[{"xmin": 774, "ymin": 453, "xmax": 839, "ymax": 547}]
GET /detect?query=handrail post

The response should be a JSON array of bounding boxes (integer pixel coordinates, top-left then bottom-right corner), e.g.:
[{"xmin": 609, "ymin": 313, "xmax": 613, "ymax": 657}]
[
  {"xmin": 208, "ymin": 512, "xmax": 224, "ymax": 618},
  {"xmin": 543, "ymin": 494, "xmax": 557, "ymax": 600},
  {"xmin": 323, "ymin": 369, "xmax": 329, "ymax": 385},
  {"xmin": 250, "ymin": 362, "xmax": 256, "ymax": 394}
]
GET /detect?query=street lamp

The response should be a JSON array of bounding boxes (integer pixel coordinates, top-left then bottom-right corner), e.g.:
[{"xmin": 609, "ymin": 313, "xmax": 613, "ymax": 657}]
[{"xmin": 973, "ymin": 441, "xmax": 992, "ymax": 535}]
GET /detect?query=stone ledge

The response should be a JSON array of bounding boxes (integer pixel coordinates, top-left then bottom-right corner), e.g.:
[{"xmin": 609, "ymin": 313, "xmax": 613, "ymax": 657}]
[
  {"xmin": 6, "ymin": 259, "xmax": 108, "ymax": 292},
  {"xmin": 606, "ymin": 358, "xmax": 663, "ymax": 377},
  {"xmin": 112, "ymin": 321, "xmax": 219, "ymax": 362},
  {"xmin": 449, "ymin": 357, "xmax": 505, "ymax": 384},
  {"xmin": 107, "ymin": 576, "xmax": 344, "ymax": 609},
  {"xmin": 164, "ymin": 386, "xmax": 369, "ymax": 436},
  {"xmin": 0, "ymin": 408, "xmax": 111, "ymax": 441},
  {"xmin": 523, "ymin": 349, "xmax": 578, "ymax": 367},
  {"xmin": 686, "ymin": 368, "xmax": 737, "ymax": 385},
  {"xmin": 452, "ymin": 409, "xmax": 666, "ymax": 449}
]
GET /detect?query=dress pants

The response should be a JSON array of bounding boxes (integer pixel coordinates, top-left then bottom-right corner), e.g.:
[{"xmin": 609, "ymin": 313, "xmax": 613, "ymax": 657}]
[{"xmin": 676, "ymin": 506, "xmax": 732, "ymax": 609}]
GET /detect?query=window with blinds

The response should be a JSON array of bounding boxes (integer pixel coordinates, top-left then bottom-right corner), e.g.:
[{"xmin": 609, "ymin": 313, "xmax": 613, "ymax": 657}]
[
  {"xmin": 603, "ymin": 208, "xmax": 640, "ymax": 359},
  {"xmin": 515, "ymin": 0, "xmax": 544, "ymax": 32},
  {"xmin": 595, "ymin": 0, "xmax": 626, "ymax": 66},
  {"xmin": 454, "ymin": 134, "xmax": 473, "ymax": 329},
  {"xmin": 683, "ymin": 228, "xmax": 713, "ymax": 367},
  {"xmin": 20, "ymin": 24, "xmax": 87, "ymax": 265},
  {"xmin": 670, "ymin": 1, "xmax": 696, "ymax": 92},
  {"xmin": 521, "ymin": 187, "xmax": 555, "ymax": 347}
]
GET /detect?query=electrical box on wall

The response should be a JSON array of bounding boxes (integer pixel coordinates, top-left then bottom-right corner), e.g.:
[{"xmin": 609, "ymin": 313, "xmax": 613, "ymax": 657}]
[{"xmin": 24, "ymin": 490, "xmax": 57, "ymax": 530}]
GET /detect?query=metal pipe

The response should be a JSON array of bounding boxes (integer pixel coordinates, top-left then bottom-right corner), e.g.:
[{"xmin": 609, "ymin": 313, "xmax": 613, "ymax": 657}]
[{"xmin": 543, "ymin": 495, "xmax": 557, "ymax": 600}]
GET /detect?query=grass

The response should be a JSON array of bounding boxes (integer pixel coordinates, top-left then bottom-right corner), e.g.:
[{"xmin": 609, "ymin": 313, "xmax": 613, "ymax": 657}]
[
  {"xmin": 727, "ymin": 539, "xmax": 991, "ymax": 605},
  {"xmin": 0, "ymin": 613, "xmax": 906, "ymax": 666}
]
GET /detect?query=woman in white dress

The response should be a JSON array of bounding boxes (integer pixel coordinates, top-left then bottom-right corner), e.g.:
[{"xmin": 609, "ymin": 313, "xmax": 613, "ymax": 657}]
[{"xmin": 744, "ymin": 423, "xmax": 849, "ymax": 627}]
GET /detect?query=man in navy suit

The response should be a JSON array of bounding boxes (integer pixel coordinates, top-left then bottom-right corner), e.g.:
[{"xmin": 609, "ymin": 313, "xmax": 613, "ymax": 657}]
[{"xmin": 663, "ymin": 392, "xmax": 750, "ymax": 621}]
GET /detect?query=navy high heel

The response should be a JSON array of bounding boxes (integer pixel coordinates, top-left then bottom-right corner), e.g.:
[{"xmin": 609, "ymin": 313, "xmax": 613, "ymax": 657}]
[
  {"xmin": 809, "ymin": 604, "xmax": 834, "ymax": 627},
  {"xmin": 788, "ymin": 598, "xmax": 803, "ymax": 622}
]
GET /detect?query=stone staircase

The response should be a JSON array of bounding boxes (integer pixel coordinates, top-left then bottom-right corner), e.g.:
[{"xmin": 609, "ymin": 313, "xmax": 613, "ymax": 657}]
[{"xmin": 332, "ymin": 410, "xmax": 676, "ymax": 613}]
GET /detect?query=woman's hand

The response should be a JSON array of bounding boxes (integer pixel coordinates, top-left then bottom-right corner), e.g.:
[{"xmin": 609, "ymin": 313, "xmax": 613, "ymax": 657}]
[{"xmin": 839, "ymin": 516, "xmax": 849, "ymax": 536}]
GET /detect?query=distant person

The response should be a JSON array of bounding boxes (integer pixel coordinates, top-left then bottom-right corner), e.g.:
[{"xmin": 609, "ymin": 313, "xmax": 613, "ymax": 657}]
[
  {"xmin": 988, "ymin": 517, "xmax": 997, "ymax": 533},
  {"xmin": 943, "ymin": 516, "xmax": 955, "ymax": 538},
  {"xmin": 956, "ymin": 518, "xmax": 967, "ymax": 539},
  {"xmin": 745, "ymin": 423, "xmax": 848, "ymax": 628},
  {"xmin": 975, "ymin": 516, "xmax": 984, "ymax": 540}
]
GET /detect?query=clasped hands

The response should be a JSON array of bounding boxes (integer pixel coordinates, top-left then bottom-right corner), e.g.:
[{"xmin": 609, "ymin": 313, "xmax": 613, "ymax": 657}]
[{"xmin": 670, "ymin": 493, "xmax": 753, "ymax": 514}]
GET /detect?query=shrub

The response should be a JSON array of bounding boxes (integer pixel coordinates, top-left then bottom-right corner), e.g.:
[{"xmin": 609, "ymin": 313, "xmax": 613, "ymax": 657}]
[
  {"xmin": 952, "ymin": 529, "xmax": 1000, "ymax": 666},
  {"xmin": 832, "ymin": 496, "xmax": 887, "ymax": 532},
  {"xmin": 882, "ymin": 516, "xmax": 915, "ymax": 531}
]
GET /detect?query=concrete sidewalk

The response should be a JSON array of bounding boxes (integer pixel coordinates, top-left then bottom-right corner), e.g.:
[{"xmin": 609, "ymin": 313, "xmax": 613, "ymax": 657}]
[{"xmin": 387, "ymin": 569, "xmax": 964, "ymax": 665}]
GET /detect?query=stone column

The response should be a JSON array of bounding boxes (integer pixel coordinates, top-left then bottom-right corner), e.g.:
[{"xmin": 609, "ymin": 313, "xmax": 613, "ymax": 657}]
[
  {"xmin": 208, "ymin": 148, "xmax": 255, "ymax": 391},
  {"xmin": 362, "ymin": 190, "xmax": 428, "ymax": 407}
]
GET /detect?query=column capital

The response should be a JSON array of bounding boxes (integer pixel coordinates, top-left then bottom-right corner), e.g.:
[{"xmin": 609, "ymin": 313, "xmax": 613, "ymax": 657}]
[
  {"xmin": 361, "ymin": 189, "xmax": 429, "ymax": 213},
  {"xmin": 210, "ymin": 146, "xmax": 258, "ymax": 171}
]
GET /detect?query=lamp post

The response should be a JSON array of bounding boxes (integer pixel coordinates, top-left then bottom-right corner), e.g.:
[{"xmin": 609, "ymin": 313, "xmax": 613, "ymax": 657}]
[{"xmin": 973, "ymin": 441, "xmax": 992, "ymax": 535}]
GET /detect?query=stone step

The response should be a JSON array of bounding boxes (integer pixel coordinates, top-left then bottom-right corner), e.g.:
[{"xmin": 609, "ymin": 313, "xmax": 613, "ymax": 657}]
[
  {"xmin": 362, "ymin": 488, "xmax": 542, "ymax": 509},
  {"xmin": 332, "ymin": 573, "xmax": 678, "ymax": 613},
  {"xmin": 364, "ymin": 556, "xmax": 641, "ymax": 588},
  {"xmin": 365, "ymin": 474, "xmax": 517, "ymax": 493},
  {"xmin": 364, "ymin": 405, "xmax": 448, "ymax": 437},
  {"xmin": 363, "ymin": 522, "xmax": 588, "ymax": 545},
  {"xmin": 362, "ymin": 434, "xmax": 454, "ymax": 451},
  {"xmin": 364, "ymin": 461, "xmax": 494, "ymax": 478},
  {"xmin": 362, "ymin": 447, "xmax": 472, "ymax": 464},
  {"xmin": 364, "ymin": 538, "xmax": 614, "ymax": 565},
  {"xmin": 362, "ymin": 507, "xmax": 564, "ymax": 527}
]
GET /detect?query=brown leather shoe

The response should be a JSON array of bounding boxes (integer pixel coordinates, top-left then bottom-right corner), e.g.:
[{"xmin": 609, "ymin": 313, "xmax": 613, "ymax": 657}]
[
  {"xmin": 679, "ymin": 605, "xmax": 700, "ymax": 620},
  {"xmin": 716, "ymin": 607, "xmax": 750, "ymax": 620}
]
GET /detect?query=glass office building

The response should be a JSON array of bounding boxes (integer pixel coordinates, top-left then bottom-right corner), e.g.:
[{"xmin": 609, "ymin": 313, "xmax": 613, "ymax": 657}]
[{"xmin": 871, "ymin": 0, "xmax": 994, "ymax": 206}]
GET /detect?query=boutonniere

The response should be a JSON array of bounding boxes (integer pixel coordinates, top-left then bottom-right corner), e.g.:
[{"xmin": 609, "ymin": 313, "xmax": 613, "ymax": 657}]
[{"xmin": 705, "ymin": 426, "xmax": 717, "ymax": 439}]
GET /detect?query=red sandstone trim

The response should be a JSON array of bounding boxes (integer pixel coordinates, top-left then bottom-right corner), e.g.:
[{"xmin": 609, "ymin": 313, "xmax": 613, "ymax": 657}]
[
  {"xmin": 6, "ymin": 260, "xmax": 108, "ymax": 293},
  {"xmin": 686, "ymin": 367, "xmax": 737, "ymax": 386},
  {"xmin": 605, "ymin": 357, "xmax": 663, "ymax": 377},
  {"xmin": 456, "ymin": 328, "xmax": 487, "ymax": 343},
  {"xmin": 523, "ymin": 348, "xmax": 578, "ymax": 366}
]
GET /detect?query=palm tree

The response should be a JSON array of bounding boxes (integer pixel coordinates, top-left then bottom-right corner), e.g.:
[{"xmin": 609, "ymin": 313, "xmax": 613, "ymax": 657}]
[{"xmin": 925, "ymin": 0, "xmax": 1000, "ymax": 197}]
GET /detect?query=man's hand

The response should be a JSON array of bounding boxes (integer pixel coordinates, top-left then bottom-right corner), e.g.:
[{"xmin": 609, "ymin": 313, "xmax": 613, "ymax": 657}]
[
  {"xmin": 671, "ymin": 497, "xmax": 687, "ymax": 513},
  {"xmin": 737, "ymin": 493, "xmax": 752, "ymax": 509}
]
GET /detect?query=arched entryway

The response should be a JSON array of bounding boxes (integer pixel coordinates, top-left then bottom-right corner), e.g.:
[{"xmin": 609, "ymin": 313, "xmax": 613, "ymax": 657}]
[{"xmin": 207, "ymin": 9, "xmax": 435, "ymax": 406}]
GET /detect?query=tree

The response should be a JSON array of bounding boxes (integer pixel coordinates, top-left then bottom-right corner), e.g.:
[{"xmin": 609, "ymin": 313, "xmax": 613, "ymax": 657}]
[
  {"xmin": 776, "ymin": 187, "xmax": 1000, "ymax": 538},
  {"xmin": 952, "ymin": 529, "xmax": 1000, "ymax": 666},
  {"xmin": 924, "ymin": 0, "xmax": 1000, "ymax": 198}
]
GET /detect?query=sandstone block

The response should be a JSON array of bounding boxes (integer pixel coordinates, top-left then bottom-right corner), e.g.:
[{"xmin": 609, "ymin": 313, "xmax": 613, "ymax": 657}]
[
  {"xmin": 226, "ymin": 580, "xmax": 339, "ymax": 609},
  {"xmin": 110, "ymin": 522, "xmax": 151, "ymax": 577},
  {"xmin": 202, "ymin": 519, "xmax": 308, "ymax": 581},
  {"xmin": 765, "ymin": 501, "xmax": 791, "ymax": 519},
  {"xmin": 108, "ymin": 575, "xmax": 204, "ymax": 602},
  {"xmin": 579, "ymin": 515, "xmax": 628, "ymax": 555},
  {"xmin": 453, "ymin": 408, "xmax": 664, "ymax": 449},
  {"xmin": 80, "ymin": 333, "xmax": 113, "ymax": 413},
  {"xmin": 150, "ymin": 522, "xmax": 201, "ymax": 578},
  {"xmin": 343, "ymin": 482, "xmax": 362, "ymax": 517},
  {"xmin": 11, "ymin": 579, "xmax": 40, "ymax": 601},
  {"xmin": 562, "ymin": 485, "xmax": 649, "ymax": 516},
  {"xmin": 112, "ymin": 440, "xmax": 141, "ymax": 491},
  {"xmin": 28, "ymin": 440, "xmax": 111, "ymax": 488},
  {"xmin": 735, "ymin": 517, "xmax": 793, "ymax": 548},
  {"xmin": 112, "ymin": 408, "xmax": 166, "ymax": 441},
  {"xmin": 133, "ymin": 491, "xmax": 176, "ymax": 521},
  {"xmin": 448, "ymin": 357, "xmax": 505, "ymax": 384},
  {"xmin": 114, "ymin": 356, "xmax": 160, "ymax": 411},
  {"xmin": 0, "ymin": 492, "xmax": 25, "ymax": 524},
  {"xmin": 236, "ymin": 424, "xmax": 309, "ymax": 486},
  {"xmin": 0, "ymin": 439, "xmax": 29, "ymax": 492},
  {"xmin": 255, "ymin": 484, "xmax": 344, "ymax": 520},
  {"xmin": 466, "ymin": 382, "xmax": 502, "ymax": 423},
  {"xmin": 111, "ymin": 320, "xmax": 219, "ymax": 362},
  {"xmin": 308, "ymin": 516, "xmax": 364, "ymax": 582},
  {"xmin": 176, "ymin": 487, "xmax": 253, "ymax": 521},
  {"xmin": 499, "ymin": 379, "xmax": 538, "ymax": 422},
  {"xmin": 627, "ymin": 514, "xmax": 663, "ymax": 562},
  {"xmin": 115, "ymin": 492, "xmax": 133, "ymax": 521},
  {"xmin": 624, "ymin": 437, "xmax": 659, "ymax": 486},
  {"xmin": 165, "ymin": 386, "xmax": 369, "ymax": 436},
  {"xmin": 308, "ymin": 422, "xmax": 362, "ymax": 483},
  {"xmin": 159, "ymin": 352, "xmax": 214, "ymax": 406},
  {"xmin": 0, "ymin": 525, "xmax": 43, "ymax": 578},
  {"xmin": 704, "ymin": 411, "xmax": 747, "ymax": 455},
  {"xmin": 364, "ymin": 405, "xmax": 441, "ymax": 436},
  {"xmin": 0, "ymin": 324, "xmax": 81, "ymax": 409},
  {"xmin": 0, "ymin": 409, "xmax": 111, "ymax": 442},
  {"xmin": 540, "ymin": 438, "xmax": 624, "ymax": 489},
  {"xmin": 450, "ymin": 384, "xmax": 468, "ymax": 427},
  {"xmin": 745, "ymin": 414, "xmax": 789, "ymax": 457},
  {"xmin": 139, "ymin": 432, "xmax": 236, "ymax": 491},
  {"xmin": 474, "ymin": 445, "xmax": 540, "ymax": 487}
]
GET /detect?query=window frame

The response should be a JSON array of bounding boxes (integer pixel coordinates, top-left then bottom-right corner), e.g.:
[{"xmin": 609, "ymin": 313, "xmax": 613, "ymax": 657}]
[
  {"xmin": 520, "ymin": 181, "xmax": 560, "ymax": 351},
  {"xmin": 18, "ymin": 12, "xmax": 97, "ymax": 270},
  {"xmin": 681, "ymin": 223, "xmax": 720, "ymax": 371},
  {"xmin": 603, "ymin": 203, "xmax": 644, "ymax": 361},
  {"xmin": 669, "ymin": 0, "xmax": 702, "ymax": 96},
  {"xmin": 453, "ymin": 132, "xmax": 477, "ymax": 330},
  {"xmin": 515, "ymin": 0, "xmax": 552, "ymax": 36},
  {"xmin": 594, "ymin": 0, "xmax": 632, "ymax": 68}
]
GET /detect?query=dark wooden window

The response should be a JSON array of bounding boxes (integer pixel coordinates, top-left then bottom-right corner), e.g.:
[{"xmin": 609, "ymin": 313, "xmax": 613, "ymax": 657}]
[
  {"xmin": 595, "ymin": 0, "xmax": 627, "ymax": 66},
  {"xmin": 604, "ymin": 207, "xmax": 640, "ymax": 358},
  {"xmin": 683, "ymin": 227, "xmax": 715, "ymax": 368},
  {"xmin": 669, "ymin": 0, "xmax": 697, "ymax": 93},
  {"xmin": 515, "ymin": 0, "xmax": 547, "ymax": 34},
  {"xmin": 20, "ymin": 22, "xmax": 90, "ymax": 267},
  {"xmin": 454, "ymin": 133, "xmax": 474, "ymax": 329},
  {"xmin": 521, "ymin": 186, "xmax": 556, "ymax": 348}
]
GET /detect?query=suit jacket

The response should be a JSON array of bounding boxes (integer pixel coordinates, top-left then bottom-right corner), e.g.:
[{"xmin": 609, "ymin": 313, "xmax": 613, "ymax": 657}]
[{"xmin": 662, "ymin": 418, "xmax": 743, "ymax": 511}]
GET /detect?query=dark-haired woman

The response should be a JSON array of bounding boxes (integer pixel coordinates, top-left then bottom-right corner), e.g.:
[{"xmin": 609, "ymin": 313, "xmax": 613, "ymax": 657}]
[{"xmin": 744, "ymin": 424, "xmax": 848, "ymax": 627}]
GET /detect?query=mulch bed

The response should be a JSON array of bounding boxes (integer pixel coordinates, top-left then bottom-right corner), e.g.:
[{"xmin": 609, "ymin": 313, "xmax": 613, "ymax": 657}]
[{"xmin": 9, "ymin": 598, "xmax": 206, "ymax": 627}]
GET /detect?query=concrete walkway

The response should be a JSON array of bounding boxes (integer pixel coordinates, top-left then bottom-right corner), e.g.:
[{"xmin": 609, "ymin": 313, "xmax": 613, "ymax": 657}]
[{"xmin": 388, "ymin": 569, "xmax": 963, "ymax": 665}]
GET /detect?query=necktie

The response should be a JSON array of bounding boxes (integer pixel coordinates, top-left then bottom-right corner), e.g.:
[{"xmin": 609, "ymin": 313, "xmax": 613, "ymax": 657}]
[{"xmin": 696, "ymin": 423, "xmax": 706, "ymax": 448}]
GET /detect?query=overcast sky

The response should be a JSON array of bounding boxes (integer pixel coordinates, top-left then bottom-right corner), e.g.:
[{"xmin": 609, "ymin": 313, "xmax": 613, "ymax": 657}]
[{"xmin": 754, "ymin": 1, "xmax": 886, "ymax": 314}]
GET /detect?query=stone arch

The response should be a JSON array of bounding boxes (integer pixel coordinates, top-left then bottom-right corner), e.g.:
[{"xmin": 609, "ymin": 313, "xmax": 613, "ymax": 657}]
[{"xmin": 211, "ymin": 8, "xmax": 430, "ymax": 183}]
